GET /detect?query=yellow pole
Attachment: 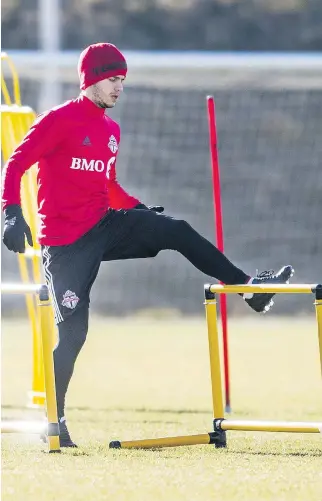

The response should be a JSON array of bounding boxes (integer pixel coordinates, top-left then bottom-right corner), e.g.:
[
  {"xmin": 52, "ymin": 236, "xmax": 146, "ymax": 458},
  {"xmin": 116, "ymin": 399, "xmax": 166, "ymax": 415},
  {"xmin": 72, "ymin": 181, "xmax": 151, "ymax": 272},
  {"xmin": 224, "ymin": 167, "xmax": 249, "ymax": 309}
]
[
  {"xmin": 2, "ymin": 52, "xmax": 52, "ymax": 411},
  {"xmin": 15, "ymin": 253, "xmax": 43, "ymax": 406},
  {"xmin": 315, "ymin": 285, "xmax": 322, "ymax": 379},
  {"xmin": 15, "ymin": 114, "xmax": 45, "ymax": 408},
  {"xmin": 1, "ymin": 106, "xmax": 45, "ymax": 409},
  {"xmin": 38, "ymin": 285, "xmax": 60, "ymax": 453},
  {"xmin": 204, "ymin": 287, "xmax": 225, "ymax": 419},
  {"xmin": 1, "ymin": 52, "xmax": 22, "ymax": 105},
  {"xmin": 204, "ymin": 286, "xmax": 227, "ymax": 447},
  {"xmin": 110, "ymin": 434, "xmax": 211, "ymax": 449},
  {"xmin": 19, "ymin": 135, "xmax": 45, "ymax": 408},
  {"xmin": 220, "ymin": 420, "xmax": 322, "ymax": 433}
]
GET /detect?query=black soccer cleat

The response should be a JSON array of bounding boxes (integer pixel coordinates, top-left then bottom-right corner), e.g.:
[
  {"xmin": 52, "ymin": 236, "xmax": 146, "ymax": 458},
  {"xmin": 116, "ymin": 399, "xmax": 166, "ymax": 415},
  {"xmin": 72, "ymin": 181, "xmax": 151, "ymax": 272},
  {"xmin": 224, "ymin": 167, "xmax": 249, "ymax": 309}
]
[
  {"xmin": 243, "ymin": 265, "xmax": 294, "ymax": 313},
  {"xmin": 40, "ymin": 418, "xmax": 78, "ymax": 448},
  {"xmin": 58, "ymin": 420, "xmax": 78, "ymax": 448}
]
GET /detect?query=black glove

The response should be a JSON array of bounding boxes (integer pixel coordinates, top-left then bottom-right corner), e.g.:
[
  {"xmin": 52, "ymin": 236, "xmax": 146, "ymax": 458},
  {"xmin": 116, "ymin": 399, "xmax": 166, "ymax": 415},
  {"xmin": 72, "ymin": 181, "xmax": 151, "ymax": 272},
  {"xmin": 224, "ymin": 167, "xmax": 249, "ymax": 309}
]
[
  {"xmin": 135, "ymin": 203, "xmax": 164, "ymax": 213},
  {"xmin": 2, "ymin": 204, "xmax": 33, "ymax": 253}
]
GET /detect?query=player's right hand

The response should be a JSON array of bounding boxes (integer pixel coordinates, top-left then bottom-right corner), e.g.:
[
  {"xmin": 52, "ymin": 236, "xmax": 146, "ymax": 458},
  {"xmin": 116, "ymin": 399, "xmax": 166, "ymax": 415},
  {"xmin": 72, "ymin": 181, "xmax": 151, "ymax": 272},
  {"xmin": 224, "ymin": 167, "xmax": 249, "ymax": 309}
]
[
  {"xmin": 135, "ymin": 203, "xmax": 164, "ymax": 213},
  {"xmin": 2, "ymin": 204, "xmax": 33, "ymax": 253}
]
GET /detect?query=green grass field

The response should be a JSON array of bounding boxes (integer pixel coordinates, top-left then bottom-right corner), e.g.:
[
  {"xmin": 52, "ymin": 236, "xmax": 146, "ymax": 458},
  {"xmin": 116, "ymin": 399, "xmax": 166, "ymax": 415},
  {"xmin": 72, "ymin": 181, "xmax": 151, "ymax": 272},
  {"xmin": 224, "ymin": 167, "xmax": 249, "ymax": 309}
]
[{"xmin": 2, "ymin": 316, "xmax": 322, "ymax": 501}]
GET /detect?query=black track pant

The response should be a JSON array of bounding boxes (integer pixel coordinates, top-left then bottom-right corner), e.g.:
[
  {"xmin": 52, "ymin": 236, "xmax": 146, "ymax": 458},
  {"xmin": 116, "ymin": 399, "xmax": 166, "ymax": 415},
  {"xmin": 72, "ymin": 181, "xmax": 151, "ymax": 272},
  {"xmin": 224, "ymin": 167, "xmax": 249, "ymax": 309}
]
[{"xmin": 42, "ymin": 207, "xmax": 248, "ymax": 419}]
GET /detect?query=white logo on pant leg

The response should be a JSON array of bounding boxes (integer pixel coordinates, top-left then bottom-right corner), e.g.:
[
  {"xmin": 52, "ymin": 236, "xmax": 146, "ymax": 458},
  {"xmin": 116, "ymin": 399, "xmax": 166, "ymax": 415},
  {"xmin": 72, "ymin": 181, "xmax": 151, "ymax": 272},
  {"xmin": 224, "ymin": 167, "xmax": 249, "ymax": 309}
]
[
  {"xmin": 61, "ymin": 290, "xmax": 79, "ymax": 309},
  {"xmin": 108, "ymin": 135, "xmax": 118, "ymax": 153}
]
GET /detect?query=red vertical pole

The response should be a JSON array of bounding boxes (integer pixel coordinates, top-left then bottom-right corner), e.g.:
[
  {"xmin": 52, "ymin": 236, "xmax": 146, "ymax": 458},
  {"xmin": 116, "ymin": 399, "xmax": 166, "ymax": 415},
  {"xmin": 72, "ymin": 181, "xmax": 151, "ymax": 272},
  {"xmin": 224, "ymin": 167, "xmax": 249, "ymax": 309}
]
[{"xmin": 206, "ymin": 95, "xmax": 231, "ymax": 412}]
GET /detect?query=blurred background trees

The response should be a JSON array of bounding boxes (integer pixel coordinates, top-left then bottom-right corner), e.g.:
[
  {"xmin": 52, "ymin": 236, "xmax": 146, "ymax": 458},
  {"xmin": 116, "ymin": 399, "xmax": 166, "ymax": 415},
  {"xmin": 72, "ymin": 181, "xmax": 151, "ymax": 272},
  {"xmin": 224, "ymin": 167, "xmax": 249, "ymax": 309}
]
[{"xmin": 3, "ymin": 0, "xmax": 322, "ymax": 51}]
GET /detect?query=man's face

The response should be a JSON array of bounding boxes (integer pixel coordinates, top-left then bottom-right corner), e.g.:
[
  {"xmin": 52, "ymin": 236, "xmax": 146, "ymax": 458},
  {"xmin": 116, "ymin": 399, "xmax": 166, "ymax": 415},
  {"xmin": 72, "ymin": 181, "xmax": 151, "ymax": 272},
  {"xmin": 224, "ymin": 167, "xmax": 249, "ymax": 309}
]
[{"xmin": 92, "ymin": 75, "xmax": 125, "ymax": 109}]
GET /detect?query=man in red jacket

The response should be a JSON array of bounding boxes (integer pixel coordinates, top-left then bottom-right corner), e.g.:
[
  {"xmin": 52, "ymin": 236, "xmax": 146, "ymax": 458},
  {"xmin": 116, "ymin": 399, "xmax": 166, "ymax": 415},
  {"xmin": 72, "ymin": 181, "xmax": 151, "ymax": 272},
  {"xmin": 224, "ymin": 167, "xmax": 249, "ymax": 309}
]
[{"xmin": 2, "ymin": 43, "xmax": 293, "ymax": 447}]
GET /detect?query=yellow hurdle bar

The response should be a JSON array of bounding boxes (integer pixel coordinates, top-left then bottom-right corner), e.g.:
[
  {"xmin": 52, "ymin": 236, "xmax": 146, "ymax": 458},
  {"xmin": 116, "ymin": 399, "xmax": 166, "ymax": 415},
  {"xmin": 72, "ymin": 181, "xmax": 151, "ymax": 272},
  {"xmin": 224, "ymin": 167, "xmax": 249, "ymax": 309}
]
[
  {"xmin": 110, "ymin": 434, "xmax": 212, "ymax": 449},
  {"xmin": 209, "ymin": 284, "xmax": 317, "ymax": 294},
  {"xmin": 220, "ymin": 420, "xmax": 322, "ymax": 433},
  {"xmin": 108, "ymin": 418, "xmax": 322, "ymax": 449}
]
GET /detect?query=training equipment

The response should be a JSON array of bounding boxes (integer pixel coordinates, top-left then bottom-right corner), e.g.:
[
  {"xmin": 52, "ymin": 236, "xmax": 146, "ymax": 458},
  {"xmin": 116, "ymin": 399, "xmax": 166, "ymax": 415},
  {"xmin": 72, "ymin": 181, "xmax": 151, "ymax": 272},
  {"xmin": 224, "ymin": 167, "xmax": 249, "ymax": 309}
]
[
  {"xmin": 109, "ymin": 283, "xmax": 322, "ymax": 449},
  {"xmin": 1, "ymin": 284, "xmax": 60, "ymax": 453},
  {"xmin": 1, "ymin": 52, "xmax": 56, "ymax": 408},
  {"xmin": 41, "ymin": 418, "xmax": 77, "ymax": 448}
]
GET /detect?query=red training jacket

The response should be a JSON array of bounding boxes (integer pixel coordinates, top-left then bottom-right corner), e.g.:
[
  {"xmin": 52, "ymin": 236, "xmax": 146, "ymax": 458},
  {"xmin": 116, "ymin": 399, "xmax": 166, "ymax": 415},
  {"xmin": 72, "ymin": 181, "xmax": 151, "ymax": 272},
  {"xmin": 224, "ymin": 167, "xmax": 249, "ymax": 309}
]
[{"xmin": 2, "ymin": 95, "xmax": 141, "ymax": 246}]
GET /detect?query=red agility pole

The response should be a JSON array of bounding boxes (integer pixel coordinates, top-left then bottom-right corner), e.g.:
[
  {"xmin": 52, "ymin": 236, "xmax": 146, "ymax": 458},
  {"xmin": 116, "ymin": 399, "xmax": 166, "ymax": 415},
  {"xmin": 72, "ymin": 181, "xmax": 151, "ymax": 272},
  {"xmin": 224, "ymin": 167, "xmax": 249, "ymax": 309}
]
[{"xmin": 206, "ymin": 95, "xmax": 231, "ymax": 412}]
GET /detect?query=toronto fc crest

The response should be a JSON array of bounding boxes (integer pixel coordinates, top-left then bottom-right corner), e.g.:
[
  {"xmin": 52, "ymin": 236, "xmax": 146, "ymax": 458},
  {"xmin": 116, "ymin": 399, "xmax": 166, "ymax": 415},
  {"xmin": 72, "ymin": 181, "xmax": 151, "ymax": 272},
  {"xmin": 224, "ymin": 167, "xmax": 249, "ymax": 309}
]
[
  {"xmin": 108, "ymin": 135, "xmax": 118, "ymax": 153},
  {"xmin": 62, "ymin": 290, "xmax": 79, "ymax": 309}
]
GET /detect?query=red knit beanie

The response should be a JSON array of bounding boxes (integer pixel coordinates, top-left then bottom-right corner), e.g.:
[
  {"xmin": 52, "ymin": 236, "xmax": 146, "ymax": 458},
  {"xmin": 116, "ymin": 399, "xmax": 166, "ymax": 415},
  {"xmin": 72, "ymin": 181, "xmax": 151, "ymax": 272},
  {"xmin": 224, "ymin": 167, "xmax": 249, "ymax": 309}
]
[{"xmin": 78, "ymin": 43, "xmax": 127, "ymax": 90}]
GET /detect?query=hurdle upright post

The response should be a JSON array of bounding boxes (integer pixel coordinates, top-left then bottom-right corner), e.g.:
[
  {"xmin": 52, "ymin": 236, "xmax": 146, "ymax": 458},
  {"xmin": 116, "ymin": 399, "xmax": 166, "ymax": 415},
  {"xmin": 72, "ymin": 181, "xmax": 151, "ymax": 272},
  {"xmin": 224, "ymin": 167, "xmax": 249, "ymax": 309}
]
[
  {"xmin": 204, "ymin": 285, "xmax": 226, "ymax": 447},
  {"xmin": 109, "ymin": 282, "xmax": 322, "ymax": 450},
  {"xmin": 314, "ymin": 284, "xmax": 322, "ymax": 378},
  {"xmin": 38, "ymin": 285, "xmax": 60, "ymax": 453}
]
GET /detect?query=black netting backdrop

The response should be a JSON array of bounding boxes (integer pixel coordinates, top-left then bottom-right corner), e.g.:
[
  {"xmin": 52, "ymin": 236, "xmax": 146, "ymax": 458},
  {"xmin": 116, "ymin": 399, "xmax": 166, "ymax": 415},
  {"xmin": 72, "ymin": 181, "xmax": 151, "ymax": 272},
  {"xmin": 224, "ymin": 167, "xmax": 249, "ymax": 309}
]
[{"xmin": 2, "ymin": 78, "xmax": 322, "ymax": 315}]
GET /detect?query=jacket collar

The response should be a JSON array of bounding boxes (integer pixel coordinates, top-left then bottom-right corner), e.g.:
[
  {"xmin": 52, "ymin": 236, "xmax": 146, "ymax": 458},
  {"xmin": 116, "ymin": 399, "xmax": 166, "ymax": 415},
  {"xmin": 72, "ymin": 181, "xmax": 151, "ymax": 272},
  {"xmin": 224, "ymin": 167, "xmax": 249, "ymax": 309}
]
[{"xmin": 76, "ymin": 94, "xmax": 106, "ymax": 117}]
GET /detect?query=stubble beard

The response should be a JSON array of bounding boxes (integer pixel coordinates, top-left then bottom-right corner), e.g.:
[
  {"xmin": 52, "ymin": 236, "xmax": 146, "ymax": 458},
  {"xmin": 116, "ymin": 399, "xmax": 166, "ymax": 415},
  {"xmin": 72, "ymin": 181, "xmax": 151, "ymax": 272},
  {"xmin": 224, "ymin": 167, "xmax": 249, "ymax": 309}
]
[{"xmin": 93, "ymin": 86, "xmax": 115, "ymax": 109}]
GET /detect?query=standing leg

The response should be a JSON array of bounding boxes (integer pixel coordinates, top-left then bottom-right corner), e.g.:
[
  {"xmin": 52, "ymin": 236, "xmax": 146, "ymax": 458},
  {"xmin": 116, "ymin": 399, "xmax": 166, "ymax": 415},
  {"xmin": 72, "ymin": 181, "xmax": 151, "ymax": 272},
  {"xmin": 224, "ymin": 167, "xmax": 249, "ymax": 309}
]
[{"xmin": 42, "ymin": 234, "xmax": 102, "ymax": 446}]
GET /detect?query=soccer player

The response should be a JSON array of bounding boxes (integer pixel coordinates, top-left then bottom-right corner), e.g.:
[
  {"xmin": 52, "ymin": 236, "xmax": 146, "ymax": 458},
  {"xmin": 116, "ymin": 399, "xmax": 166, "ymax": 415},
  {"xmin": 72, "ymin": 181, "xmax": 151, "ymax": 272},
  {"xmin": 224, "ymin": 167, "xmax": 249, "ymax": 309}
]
[{"xmin": 2, "ymin": 43, "xmax": 294, "ymax": 447}]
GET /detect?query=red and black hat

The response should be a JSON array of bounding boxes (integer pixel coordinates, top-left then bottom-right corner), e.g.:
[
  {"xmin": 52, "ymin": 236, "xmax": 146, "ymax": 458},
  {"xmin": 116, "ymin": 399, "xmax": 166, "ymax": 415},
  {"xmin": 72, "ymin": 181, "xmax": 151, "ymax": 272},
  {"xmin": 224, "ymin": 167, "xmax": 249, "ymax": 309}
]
[{"xmin": 78, "ymin": 43, "xmax": 127, "ymax": 90}]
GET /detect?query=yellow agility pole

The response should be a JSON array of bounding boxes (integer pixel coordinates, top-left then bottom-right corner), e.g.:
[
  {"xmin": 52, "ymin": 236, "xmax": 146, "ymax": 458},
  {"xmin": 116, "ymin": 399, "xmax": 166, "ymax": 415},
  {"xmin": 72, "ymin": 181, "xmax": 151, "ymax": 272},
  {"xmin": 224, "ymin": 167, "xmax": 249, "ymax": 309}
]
[
  {"xmin": 1, "ymin": 283, "xmax": 60, "ymax": 453},
  {"xmin": 110, "ymin": 434, "xmax": 213, "ymax": 450},
  {"xmin": 220, "ymin": 420, "xmax": 322, "ymax": 433},
  {"xmin": 204, "ymin": 286, "xmax": 226, "ymax": 447},
  {"xmin": 38, "ymin": 285, "xmax": 60, "ymax": 453},
  {"xmin": 110, "ymin": 283, "xmax": 322, "ymax": 450},
  {"xmin": 1, "ymin": 52, "xmax": 22, "ymax": 105},
  {"xmin": 1, "ymin": 52, "xmax": 48, "ymax": 408}
]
